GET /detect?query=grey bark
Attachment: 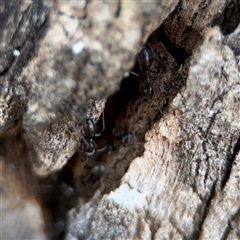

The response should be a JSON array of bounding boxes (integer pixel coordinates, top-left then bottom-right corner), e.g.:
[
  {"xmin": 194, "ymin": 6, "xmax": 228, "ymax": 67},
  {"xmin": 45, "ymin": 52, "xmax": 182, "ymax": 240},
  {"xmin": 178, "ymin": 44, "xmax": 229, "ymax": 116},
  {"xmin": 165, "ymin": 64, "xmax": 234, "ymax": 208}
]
[{"xmin": 0, "ymin": 0, "xmax": 239, "ymax": 239}]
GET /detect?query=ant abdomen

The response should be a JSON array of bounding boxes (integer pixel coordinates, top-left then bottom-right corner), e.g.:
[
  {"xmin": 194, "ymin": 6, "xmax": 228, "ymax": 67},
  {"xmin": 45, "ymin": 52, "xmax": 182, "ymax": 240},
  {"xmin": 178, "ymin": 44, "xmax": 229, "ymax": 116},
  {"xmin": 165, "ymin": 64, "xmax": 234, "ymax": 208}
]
[
  {"xmin": 138, "ymin": 47, "xmax": 153, "ymax": 70},
  {"xmin": 83, "ymin": 118, "xmax": 97, "ymax": 138}
]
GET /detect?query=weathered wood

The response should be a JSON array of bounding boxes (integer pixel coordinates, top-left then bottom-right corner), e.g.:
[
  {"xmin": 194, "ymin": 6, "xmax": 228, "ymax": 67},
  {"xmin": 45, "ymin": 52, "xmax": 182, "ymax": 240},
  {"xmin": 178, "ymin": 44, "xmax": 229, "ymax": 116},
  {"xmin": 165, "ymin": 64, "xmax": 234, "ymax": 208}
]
[{"xmin": 66, "ymin": 26, "xmax": 240, "ymax": 240}]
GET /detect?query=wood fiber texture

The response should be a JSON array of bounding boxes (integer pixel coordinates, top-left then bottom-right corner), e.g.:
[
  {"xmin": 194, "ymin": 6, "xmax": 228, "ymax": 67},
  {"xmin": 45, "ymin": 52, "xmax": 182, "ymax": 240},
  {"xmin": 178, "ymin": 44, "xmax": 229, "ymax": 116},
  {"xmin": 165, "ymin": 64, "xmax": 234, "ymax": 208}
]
[{"xmin": 0, "ymin": 0, "xmax": 239, "ymax": 239}]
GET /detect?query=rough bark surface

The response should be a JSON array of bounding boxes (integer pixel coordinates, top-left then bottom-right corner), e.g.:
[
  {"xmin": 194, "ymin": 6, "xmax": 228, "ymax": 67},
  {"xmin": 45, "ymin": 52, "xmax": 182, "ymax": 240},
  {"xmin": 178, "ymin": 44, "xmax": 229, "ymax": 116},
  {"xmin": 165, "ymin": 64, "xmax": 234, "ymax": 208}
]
[
  {"xmin": 0, "ymin": 0, "xmax": 177, "ymax": 176},
  {"xmin": 66, "ymin": 25, "xmax": 240, "ymax": 240},
  {"xmin": 0, "ymin": 0, "xmax": 239, "ymax": 239}
]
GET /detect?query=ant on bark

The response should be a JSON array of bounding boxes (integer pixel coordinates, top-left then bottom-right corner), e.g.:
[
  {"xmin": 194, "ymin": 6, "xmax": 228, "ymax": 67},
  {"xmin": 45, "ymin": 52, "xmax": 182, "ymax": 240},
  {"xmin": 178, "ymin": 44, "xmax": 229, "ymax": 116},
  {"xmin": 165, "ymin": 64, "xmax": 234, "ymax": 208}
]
[
  {"xmin": 137, "ymin": 47, "xmax": 154, "ymax": 98},
  {"xmin": 129, "ymin": 44, "xmax": 163, "ymax": 115},
  {"xmin": 81, "ymin": 113, "xmax": 106, "ymax": 158},
  {"xmin": 130, "ymin": 45, "xmax": 155, "ymax": 98}
]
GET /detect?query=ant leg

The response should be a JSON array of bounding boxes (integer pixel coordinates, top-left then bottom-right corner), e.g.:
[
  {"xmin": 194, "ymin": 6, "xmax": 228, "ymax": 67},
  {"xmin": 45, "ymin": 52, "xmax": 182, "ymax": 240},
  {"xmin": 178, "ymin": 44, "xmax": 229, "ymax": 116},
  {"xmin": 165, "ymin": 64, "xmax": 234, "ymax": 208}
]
[
  {"xmin": 94, "ymin": 111, "xmax": 105, "ymax": 138},
  {"xmin": 96, "ymin": 144, "xmax": 108, "ymax": 153},
  {"xmin": 99, "ymin": 111, "xmax": 105, "ymax": 133},
  {"xmin": 146, "ymin": 40, "xmax": 154, "ymax": 53},
  {"xmin": 129, "ymin": 71, "xmax": 139, "ymax": 77},
  {"xmin": 85, "ymin": 149, "xmax": 96, "ymax": 157},
  {"xmin": 93, "ymin": 112, "xmax": 108, "ymax": 154}
]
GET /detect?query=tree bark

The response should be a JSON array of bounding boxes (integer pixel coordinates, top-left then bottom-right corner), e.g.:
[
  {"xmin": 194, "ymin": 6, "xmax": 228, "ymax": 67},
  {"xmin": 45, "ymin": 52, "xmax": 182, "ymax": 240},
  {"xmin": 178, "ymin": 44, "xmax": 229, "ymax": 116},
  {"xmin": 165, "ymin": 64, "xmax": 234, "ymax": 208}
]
[{"xmin": 0, "ymin": 0, "xmax": 239, "ymax": 239}]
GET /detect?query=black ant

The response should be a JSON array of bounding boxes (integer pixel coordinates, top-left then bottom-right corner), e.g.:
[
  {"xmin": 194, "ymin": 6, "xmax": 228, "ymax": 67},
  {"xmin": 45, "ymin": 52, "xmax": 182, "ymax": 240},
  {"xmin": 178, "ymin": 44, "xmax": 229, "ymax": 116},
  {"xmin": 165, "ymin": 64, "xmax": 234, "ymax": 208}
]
[
  {"xmin": 81, "ymin": 114, "xmax": 106, "ymax": 158},
  {"xmin": 129, "ymin": 45, "xmax": 163, "ymax": 114},
  {"xmin": 137, "ymin": 47, "xmax": 154, "ymax": 98},
  {"xmin": 81, "ymin": 118, "xmax": 99, "ymax": 157},
  {"xmin": 129, "ymin": 46, "xmax": 155, "ymax": 98}
]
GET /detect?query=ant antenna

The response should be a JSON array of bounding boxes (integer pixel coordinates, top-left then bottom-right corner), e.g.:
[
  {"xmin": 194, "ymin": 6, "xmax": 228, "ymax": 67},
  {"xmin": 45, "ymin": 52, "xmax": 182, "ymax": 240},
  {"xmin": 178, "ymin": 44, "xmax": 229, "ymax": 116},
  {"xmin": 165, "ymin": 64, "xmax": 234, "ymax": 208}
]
[
  {"xmin": 95, "ymin": 111, "xmax": 105, "ymax": 137},
  {"xmin": 146, "ymin": 40, "xmax": 154, "ymax": 52}
]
